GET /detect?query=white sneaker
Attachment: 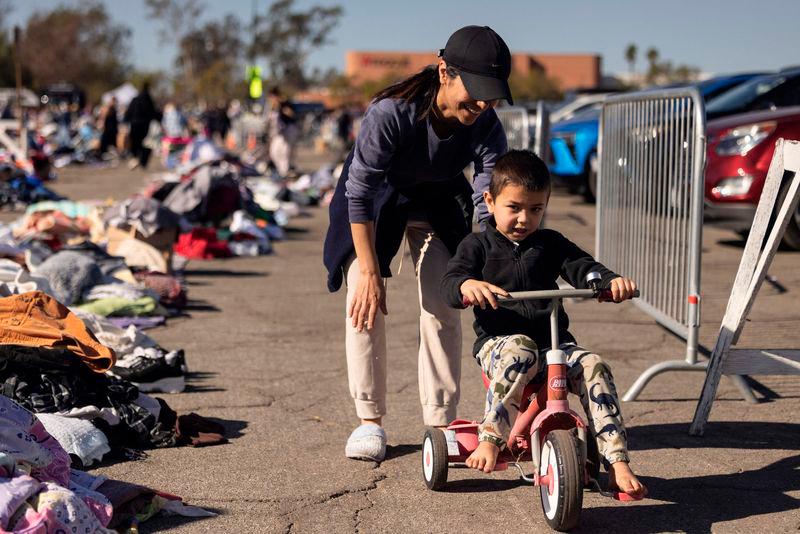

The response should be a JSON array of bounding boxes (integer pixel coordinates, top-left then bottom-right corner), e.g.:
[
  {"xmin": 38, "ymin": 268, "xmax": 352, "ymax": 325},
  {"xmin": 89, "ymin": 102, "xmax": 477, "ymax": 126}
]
[{"xmin": 345, "ymin": 423, "xmax": 386, "ymax": 462}]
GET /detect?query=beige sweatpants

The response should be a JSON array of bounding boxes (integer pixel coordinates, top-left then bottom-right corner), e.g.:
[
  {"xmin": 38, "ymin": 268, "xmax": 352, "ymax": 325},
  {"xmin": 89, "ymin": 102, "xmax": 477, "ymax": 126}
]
[{"xmin": 345, "ymin": 220, "xmax": 462, "ymax": 426}]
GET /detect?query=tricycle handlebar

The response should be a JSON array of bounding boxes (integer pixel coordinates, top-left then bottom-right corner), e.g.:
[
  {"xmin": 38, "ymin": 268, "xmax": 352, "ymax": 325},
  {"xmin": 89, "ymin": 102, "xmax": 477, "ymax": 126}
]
[{"xmin": 461, "ymin": 288, "xmax": 640, "ymax": 308}]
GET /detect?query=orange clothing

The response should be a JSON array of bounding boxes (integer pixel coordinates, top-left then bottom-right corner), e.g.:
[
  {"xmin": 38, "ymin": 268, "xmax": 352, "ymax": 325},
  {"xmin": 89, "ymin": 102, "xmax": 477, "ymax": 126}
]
[{"xmin": 0, "ymin": 291, "xmax": 115, "ymax": 372}]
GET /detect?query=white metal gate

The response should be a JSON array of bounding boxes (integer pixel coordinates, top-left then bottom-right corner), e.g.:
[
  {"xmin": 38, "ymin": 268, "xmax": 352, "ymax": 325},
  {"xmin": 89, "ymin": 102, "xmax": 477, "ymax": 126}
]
[{"xmin": 596, "ymin": 87, "xmax": 754, "ymax": 402}]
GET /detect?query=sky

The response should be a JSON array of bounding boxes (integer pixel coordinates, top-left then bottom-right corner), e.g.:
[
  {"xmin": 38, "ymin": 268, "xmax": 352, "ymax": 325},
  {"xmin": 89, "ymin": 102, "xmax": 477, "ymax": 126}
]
[{"xmin": 6, "ymin": 0, "xmax": 800, "ymax": 79}]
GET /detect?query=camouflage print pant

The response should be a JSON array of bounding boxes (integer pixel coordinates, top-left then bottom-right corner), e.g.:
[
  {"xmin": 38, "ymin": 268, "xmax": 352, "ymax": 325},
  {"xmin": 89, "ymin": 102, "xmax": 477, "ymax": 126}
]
[{"xmin": 476, "ymin": 335, "xmax": 629, "ymax": 465}]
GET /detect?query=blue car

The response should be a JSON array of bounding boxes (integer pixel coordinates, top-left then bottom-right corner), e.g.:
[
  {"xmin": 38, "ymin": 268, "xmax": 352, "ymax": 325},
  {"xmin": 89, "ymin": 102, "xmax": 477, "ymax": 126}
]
[{"xmin": 548, "ymin": 72, "xmax": 767, "ymax": 202}]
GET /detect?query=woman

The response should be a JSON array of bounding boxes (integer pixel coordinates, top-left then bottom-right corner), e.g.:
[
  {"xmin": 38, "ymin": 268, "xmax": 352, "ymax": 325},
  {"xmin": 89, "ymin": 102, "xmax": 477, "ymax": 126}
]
[{"xmin": 323, "ymin": 25, "xmax": 512, "ymax": 461}]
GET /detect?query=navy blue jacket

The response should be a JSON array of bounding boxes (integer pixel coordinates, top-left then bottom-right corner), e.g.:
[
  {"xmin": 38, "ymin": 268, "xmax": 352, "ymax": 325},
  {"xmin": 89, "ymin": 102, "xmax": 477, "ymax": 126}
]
[{"xmin": 323, "ymin": 97, "xmax": 507, "ymax": 292}]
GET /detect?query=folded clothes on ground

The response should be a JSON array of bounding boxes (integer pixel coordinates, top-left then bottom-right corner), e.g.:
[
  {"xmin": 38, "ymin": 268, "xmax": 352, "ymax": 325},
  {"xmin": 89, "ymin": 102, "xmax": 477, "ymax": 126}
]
[
  {"xmin": 0, "ymin": 291, "xmax": 115, "ymax": 372},
  {"xmin": 82, "ymin": 281, "xmax": 158, "ymax": 303},
  {"xmin": 107, "ymin": 315, "xmax": 166, "ymax": 329},
  {"xmin": 0, "ymin": 345, "xmax": 176, "ymax": 449},
  {"xmin": 72, "ymin": 309, "xmax": 158, "ymax": 358},
  {"xmin": 34, "ymin": 251, "xmax": 104, "ymax": 306},
  {"xmin": 108, "ymin": 349, "xmax": 187, "ymax": 393},
  {"xmin": 35, "ymin": 413, "xmax": 111, "ymax": 467},
  {"xmin": 0, "ymin": 396, "xmax": 215, "ymax": 532},
  {"xmin": 133, "ymin": 271, "xmax": 187, "ymax": 308},
  {"xmin": 76, "ymin": 295, "xmax": 165, "ymax": 318}
]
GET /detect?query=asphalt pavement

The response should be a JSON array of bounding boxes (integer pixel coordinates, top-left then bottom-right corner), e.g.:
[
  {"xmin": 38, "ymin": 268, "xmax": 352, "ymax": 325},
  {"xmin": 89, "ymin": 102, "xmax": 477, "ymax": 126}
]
[{"xmin": 36, "ymin": 149, "xmax": 800, "ymax": 533}]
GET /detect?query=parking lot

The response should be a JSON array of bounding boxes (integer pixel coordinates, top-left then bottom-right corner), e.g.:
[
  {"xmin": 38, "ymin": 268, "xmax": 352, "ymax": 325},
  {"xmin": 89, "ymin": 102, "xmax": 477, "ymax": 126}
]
[{"xmin": 37, "ymin": 154, "xmax": 796, "ymax": 533}]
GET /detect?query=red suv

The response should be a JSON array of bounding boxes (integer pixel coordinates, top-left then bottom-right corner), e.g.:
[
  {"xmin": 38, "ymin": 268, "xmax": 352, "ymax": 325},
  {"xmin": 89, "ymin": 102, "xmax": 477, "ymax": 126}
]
[{"xmin": 704, "ymin": 106, "xmax": 800, "ymax": 249}]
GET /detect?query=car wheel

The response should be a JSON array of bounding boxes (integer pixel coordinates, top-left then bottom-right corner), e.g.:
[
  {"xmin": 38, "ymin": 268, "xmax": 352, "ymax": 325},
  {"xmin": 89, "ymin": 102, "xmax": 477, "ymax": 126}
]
[{"xmin": 583, "ymin": 152, "xmax": 598, "ymax": 204}]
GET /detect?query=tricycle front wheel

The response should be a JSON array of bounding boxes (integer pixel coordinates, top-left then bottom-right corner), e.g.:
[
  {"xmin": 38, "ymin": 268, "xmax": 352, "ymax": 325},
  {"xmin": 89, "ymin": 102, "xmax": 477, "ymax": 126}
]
[{"xmin": 539, "ymin": 429, "xmax": 583, "ymax": 531}]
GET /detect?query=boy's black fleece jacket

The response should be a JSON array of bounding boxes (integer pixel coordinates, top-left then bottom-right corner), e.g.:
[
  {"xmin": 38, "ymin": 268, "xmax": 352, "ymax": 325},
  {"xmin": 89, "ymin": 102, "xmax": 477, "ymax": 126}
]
[{"xmin": 441, "ymin": 223, "xmax": 619, "ymax": 356}]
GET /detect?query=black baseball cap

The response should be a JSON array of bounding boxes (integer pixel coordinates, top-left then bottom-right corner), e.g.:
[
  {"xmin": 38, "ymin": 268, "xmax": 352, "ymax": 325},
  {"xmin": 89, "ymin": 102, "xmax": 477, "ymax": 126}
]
[{"xmin": 440, "ymin": 26, "xmax": 513, "ymax": 105}]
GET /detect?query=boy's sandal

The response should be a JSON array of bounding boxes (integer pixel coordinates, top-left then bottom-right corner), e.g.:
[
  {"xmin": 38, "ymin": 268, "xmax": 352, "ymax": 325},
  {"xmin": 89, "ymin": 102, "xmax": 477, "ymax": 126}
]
[{"xmin": 587, "ymin": 478, "xmax": 647, "ymax": 501}]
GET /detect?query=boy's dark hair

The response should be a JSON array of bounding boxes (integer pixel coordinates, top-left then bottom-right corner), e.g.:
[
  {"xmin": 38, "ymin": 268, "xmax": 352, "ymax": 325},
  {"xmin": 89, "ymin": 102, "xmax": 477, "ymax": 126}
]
[{"xmin": 489, "ymin": 149, "xmax": 551, "ymax": 197}]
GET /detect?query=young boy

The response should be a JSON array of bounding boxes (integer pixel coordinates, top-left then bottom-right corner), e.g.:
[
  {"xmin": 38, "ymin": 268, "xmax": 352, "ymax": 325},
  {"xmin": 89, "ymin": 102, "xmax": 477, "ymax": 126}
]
[{"xmin": 441, "ymin": 150, "xmax": 646, "ymax": 498}]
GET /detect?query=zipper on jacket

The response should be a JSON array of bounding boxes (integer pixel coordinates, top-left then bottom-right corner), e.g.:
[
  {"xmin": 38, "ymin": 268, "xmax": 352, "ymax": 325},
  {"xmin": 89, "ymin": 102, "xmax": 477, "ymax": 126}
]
[{"xmin": 513, "ymin": 245, "xmax": 529, "ymax": 315}]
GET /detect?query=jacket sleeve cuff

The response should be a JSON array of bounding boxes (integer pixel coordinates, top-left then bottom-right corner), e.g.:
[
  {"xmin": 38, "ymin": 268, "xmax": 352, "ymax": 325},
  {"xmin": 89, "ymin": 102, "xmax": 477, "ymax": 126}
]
[{"xmin": 347, "ymin": 199, "xmax": 375, "ymax": 223}]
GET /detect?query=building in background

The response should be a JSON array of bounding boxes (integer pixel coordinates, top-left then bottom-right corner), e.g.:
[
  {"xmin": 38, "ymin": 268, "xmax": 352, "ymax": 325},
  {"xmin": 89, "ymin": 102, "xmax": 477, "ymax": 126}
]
[{"xmin": 345, "ymin": 50, "xmax": 601, "ymax": 92}]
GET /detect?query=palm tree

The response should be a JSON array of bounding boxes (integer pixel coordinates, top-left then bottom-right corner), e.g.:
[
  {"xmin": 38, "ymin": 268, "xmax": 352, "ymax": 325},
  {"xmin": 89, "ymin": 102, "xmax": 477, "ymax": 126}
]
[
  {"xmin": 624, "ymin": 43, "xmax": 637, "ymax": 77},
  {"xmin": 646, "ymin": 47, "xmax": 660, "ymax": 84}
]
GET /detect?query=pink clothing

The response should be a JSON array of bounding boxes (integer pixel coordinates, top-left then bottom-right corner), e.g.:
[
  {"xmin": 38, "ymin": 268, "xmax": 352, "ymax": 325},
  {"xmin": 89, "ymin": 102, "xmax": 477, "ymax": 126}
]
[{"xmin": 0, "ymin": 396, "xmax": 114, "ymax": 532}]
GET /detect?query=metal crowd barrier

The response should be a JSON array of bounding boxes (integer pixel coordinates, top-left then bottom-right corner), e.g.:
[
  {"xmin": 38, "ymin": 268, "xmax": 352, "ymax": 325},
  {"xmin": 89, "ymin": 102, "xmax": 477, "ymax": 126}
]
[
  {"xmin": 533, "ymin": 101, "xmax": 550, "ymax": 162},
  {"xmin": 595, "ymin": 87, "xmax": 755, "ymax": 402},
  {"xmin": 495, "ymin": 106, "xmax": 530, "ymax": 150}
]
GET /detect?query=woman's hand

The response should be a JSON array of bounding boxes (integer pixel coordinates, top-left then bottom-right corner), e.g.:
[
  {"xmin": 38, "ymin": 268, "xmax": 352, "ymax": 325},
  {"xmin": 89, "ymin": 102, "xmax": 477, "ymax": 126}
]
[
  {"xmin": 460, "ymin": 279, "xmax": 509, "ymax": 309},
  {"xmin": 349, "ymin": 271, "xmax": 387, "ymax": 332},
  {"xmin": 609, "ymin": 277, "xmax": 637, "ymax": 302}
]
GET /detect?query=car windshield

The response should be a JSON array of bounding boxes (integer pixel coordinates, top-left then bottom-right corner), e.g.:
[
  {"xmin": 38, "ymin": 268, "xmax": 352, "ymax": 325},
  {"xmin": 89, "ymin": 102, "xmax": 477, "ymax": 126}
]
[
  {"xmin": 568, "ymin": 106, "xmax": 601, "ymax": 121},
  {"xmin": 705, "ymin": 74, "xmax": 786, "ymax": 115}
]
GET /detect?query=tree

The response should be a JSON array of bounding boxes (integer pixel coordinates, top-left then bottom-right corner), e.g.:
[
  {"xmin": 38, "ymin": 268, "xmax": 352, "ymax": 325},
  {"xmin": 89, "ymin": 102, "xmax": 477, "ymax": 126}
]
[
  {"xmin": 0, "ymin": 0, "xmax": 16, "ymax": 87},
  {"xmin": 249, "ymin": 0, "xmax": 343, "ymax": 91},
  {"xmin": 143, "ymin": 0, "xmax": 205, "ymax": 46},
  {"xmin": 19, "ymin": 1, "xmax": 131, "ymax": 103},
  {"xmin": 670, "ymin": 64, "xmax": 700, "ymax": 83},
  {"xmin": 0, "ymin": 1, "xmax": 33, "ymax": 88},
  {"xmin": 173, "ymin": 14, "xmax": 245, "ymax": 102},
  {"xmin": 645, "ymin": 47, "xmax": 660, "ymax": 84},
  {"xmin": 508, "ymin": 69, "xmax": 563, "ymax": 103},
  {"xmin": 624, "ymin": 43, "xmax": 637, "ymax": 77}
]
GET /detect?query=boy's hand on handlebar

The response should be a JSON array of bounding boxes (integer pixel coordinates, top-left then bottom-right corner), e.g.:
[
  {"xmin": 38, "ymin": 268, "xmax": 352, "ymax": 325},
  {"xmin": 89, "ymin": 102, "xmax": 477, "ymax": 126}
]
[
  {"xmin": 460, "ymin": 279, "xmax": 509, "ymax": 310},
  {"xmin": 608, "ymin": 277, "xmax": 637, "ymax": 302}
]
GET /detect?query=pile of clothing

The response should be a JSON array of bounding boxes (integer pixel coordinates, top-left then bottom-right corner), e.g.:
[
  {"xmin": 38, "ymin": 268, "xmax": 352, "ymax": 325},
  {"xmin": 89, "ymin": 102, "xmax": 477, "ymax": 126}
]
[
  {"xmin": 0, "ymin": 292, "xmax": 225, "ymax": 468},
  {"xmin": 0, "ymin": 395, "xmax": 215, "ymax": 532}
]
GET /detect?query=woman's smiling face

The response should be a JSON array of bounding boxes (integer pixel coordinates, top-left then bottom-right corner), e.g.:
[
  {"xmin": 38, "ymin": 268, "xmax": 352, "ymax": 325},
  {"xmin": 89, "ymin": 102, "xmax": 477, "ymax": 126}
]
[{"xmin": 435, "ymin": 61, "xmax": 498, "ymax": 126}]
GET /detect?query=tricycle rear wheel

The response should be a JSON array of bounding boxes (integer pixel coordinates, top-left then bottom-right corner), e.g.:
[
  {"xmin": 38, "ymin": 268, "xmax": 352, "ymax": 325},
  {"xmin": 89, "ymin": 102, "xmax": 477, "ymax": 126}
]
[{"xmin": 422, "ymin": 427, "xmax": 448, "ymax": 491}]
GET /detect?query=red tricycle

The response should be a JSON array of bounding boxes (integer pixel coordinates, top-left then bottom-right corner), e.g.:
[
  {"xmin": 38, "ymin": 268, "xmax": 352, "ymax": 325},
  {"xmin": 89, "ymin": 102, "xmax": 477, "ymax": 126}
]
[{"xmin": 421, "ymin": 273, "xmax": 642, "ymax": 531}]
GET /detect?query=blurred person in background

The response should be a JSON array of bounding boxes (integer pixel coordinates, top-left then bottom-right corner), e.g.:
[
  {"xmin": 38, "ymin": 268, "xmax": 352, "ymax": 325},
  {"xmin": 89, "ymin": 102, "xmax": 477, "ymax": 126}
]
[
  {"xmin": 336, "ymin": 105, "xmax": 353, "ymax": 155},
  {"xmin": 266, "ymin": 87, "xmax": 298, "ymax": 177},
  {"xmin": 124, "ymin": 82, "xmax": 160, "ymax": 169},
  {"xmin": 162, "ymin": 101, "xmax": 187, "ymax": 138},
  {"xmin": 98, "ymin": 96, "xmax": 119, "ymax": 157}
]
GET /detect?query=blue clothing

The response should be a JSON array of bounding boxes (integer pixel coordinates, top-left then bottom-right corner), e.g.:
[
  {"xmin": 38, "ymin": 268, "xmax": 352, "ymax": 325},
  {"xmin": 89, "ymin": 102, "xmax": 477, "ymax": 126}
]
[{"xmin": 323, "ymin": 97, "xmax": 507, "ymax": 293}]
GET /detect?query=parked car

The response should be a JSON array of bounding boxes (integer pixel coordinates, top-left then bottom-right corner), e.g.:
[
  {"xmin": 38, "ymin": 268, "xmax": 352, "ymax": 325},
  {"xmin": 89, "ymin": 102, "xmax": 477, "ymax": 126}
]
[
  {"xmin": 549, "ymin": 73, "xmax": 768, "ymax": 202},
  {"xmin": 704, "ymin": 106, "xmax": 800, "ymax": 250},
  {"xmin": 548, "ymin": 107, "xmax": 601, "ymax": 199},
  {"xmin": 549, "ymin": 93, "xmax": 614, "ymax": 124},
  {"xmin": 705, "ymin": 68, "xmax": 800, "ymax": 120}
]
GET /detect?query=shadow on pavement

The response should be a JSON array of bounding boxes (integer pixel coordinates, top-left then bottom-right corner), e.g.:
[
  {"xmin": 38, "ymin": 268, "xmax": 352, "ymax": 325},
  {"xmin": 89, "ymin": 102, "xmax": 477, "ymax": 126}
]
[
  {"xmin": 384, "ymin": 443, "xmax": 421, "ymax": 460},
  {"xmin": 141, "ymin": 507, "xmax": 225, "ymax": 533},
  {"xmin": 208, "ymin": 417, "xmax": 247, "ymax": 439},
  {"xmin": 181, "ymin": 299, "xmax": 221, "ymax": 313},
  {"xmin": 580, "ymin": 454, "xmax": 800, "ymax": 533},
  {"xmin": 444, "ymin": 477, "xmax": 528, "ymax": 493},
  {"xmin": 185, "ymin": 371, "xmax": 224, "ymax": 393},
  {"xmin": 573, "ymin": 422, "xmax": 800, "ymax": 533},
  {"xmin": 182, "ymin": 384, "xmax": 226, "ymax": 393},
  {"xmin": 183, "ymin": 269, "xmax": 267, "ymax": 277},
  {"xmin": 627, "ymin": 421, "xmax": 800, "ymax": 451}
]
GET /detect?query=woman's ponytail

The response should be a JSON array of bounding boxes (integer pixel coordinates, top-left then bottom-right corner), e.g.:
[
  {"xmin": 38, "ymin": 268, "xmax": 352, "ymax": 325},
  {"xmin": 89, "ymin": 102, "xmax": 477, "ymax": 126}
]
[{"xmin": 372, "ymin": 65, "xmax": 441, "ymax": 122}]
